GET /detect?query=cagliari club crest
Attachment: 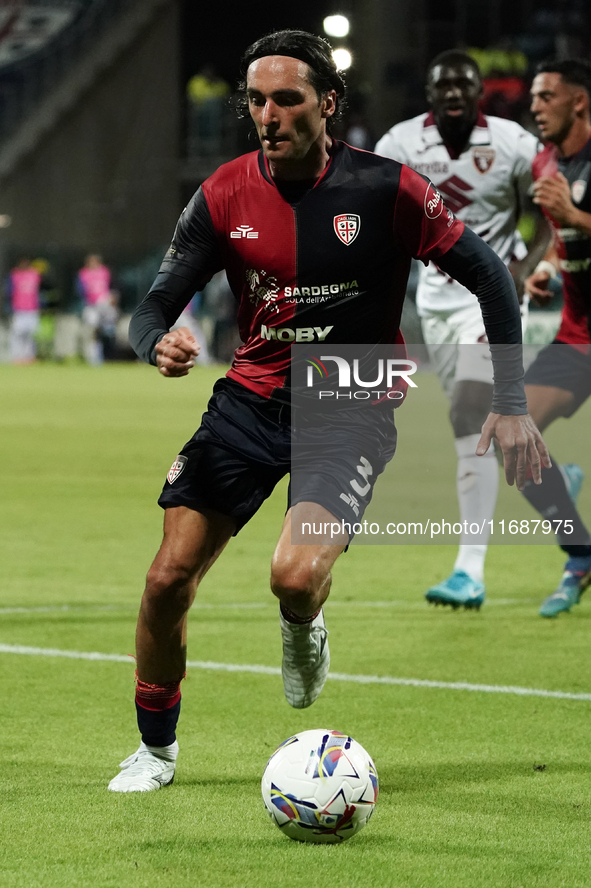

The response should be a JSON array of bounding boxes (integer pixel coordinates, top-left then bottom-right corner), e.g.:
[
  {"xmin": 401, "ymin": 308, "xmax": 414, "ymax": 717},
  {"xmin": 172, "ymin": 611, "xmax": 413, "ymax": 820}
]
[
  {"xmin": 571, "ymin": 179, "xmax": 587, "ymax": 203},
  {"xmin": 334, "ymin": 213, "xmax": 360, "ymax": 245},
  {"xmin": 472, "ymin": 146, "xmax": 496, "ymax": 174},
  {"xmin": 167, "ymin": 455, "xmax": 187, "ymax": 484}
]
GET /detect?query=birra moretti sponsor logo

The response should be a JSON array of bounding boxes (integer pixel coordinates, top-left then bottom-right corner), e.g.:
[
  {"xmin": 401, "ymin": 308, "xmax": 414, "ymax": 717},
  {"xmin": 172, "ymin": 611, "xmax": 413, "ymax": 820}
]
[{"xmin": 306, "ymin": 355, "xmax": 418, "ymax": 401}]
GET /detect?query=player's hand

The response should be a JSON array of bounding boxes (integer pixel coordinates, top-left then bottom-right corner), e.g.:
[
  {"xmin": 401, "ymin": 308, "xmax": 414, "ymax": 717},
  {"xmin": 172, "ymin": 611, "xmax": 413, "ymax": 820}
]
[
  {"xmin": 524, "ymin": 269, "xmax": 554, "ymax": 306},
  {"xmin": 532, "ymin": 172, "xmax": 575, "ymax": 226},
  {"xmin": 476, "ymin": 412, "xmax": 551, "ymax": 491},
  {"xmin": 155, "ymin": 327, "xmax": 200, "ymax": 377}
]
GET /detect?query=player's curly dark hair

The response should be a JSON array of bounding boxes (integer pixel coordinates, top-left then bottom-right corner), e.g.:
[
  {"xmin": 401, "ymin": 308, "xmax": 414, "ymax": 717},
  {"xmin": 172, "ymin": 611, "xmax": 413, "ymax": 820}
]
[
  {"xmin": 535, "ymin": 58, "xmax": 591, "ymax": 101},
  {"xmin": 234, "ymin": 29, "xmax": 347, "ymax": 132}
]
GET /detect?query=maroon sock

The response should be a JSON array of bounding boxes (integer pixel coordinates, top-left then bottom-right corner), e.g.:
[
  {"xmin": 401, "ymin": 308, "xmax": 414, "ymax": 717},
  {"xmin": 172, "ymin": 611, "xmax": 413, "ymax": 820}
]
[
  {"xmin": 135, "ymin": 674, "xmax": 184, "ymax": 747},
  {"xmin": 280, "ymin": 603, "xmax": 321, "ymax": 624}
]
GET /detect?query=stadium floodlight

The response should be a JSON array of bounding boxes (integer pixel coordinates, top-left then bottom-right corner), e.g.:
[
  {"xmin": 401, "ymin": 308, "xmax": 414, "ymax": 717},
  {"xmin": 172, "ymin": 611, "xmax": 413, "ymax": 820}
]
[
  {"xmin": 332, "ymin": 48, "xmax": 352, "ymax": 71},
  {"xmin": 323, "ymin": 14, "xmax": 350, "ymax": 38}
]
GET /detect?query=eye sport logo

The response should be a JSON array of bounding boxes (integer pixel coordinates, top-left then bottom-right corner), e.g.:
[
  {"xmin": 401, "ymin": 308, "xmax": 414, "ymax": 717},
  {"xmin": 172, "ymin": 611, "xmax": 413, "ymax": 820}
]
[{"xmin": 424, "ymin": 184, "xmax": 443, "ymax": 220}]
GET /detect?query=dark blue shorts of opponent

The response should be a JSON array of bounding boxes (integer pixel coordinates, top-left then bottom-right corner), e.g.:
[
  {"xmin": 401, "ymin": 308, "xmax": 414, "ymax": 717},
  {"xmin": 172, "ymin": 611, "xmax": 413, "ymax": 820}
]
[
  {"xmin": 524, "ymin": 341, "xmax": 591, "ymax": 415},
  {"xmin": 158, "ymin": 377, "xmax": 397, "ymax": 534}
]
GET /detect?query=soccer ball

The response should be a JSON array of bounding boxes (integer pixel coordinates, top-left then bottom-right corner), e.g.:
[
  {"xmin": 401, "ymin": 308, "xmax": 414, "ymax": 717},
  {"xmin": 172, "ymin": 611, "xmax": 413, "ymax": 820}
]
[{"xmin": 261, "ymin": 728, "xmax": 378, "ymax": 843}]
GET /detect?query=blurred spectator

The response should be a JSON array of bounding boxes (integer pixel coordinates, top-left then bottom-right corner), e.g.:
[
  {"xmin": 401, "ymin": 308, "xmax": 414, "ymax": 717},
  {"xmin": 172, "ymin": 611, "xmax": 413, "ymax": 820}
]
[
  {"xmin": 203, "ymin": 270, "xmax": 239, "ymax": 363},
  {"xmin": 186, "ymin": 65, "xmax": 230, "ymax": 157},
  {"xmin": 344, "ymin": 114, "xmax": 374, "ymax": 150},
  {"xmin": 468, "ymin": 41, "xmax": 529, "ymax": 122},
  {"xmin": 171, "ymin": 293, "xmax": 212, "ymax": 365},
  {"xmin": 76, "ymin": 253, "xmax": 118, "ymax": 364},
  {"xmin": 468, "ymin": 41, "xmax": 528, "ymax": 79},
  {"xmin": 6, "ymin": 257, "xmax": 42, "ymax": 364}
]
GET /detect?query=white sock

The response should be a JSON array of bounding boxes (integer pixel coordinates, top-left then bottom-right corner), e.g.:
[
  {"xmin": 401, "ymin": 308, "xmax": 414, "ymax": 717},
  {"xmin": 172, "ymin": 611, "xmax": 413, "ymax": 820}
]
[
  {"xmin": 142, "ymin": 740, "xmax": 179, "ymax": 761},
  {"xmin": 452, "ymin": 433, "xmax": 499, "ymax": 584}
]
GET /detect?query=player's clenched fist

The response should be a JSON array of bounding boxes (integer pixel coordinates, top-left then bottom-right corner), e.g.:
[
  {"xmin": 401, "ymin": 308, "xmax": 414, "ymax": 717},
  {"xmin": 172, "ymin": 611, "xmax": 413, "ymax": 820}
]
[{"xmin": 155, "ymin": 327, "xmax": 200, "ymax": 377}]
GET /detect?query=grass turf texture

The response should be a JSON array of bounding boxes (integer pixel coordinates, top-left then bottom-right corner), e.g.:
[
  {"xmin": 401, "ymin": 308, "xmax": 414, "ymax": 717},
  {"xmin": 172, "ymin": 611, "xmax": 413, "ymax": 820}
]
[{"xmin": 1, "ymin": 362, "xmax": 590, "ymax": 888}]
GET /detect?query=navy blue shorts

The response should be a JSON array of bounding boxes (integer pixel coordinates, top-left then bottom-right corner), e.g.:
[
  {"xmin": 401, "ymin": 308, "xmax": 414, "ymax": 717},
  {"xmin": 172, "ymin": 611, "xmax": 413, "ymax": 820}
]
[
  {"xmin": 158, "ymin": 377, "xmax": 397, "ymax": 534},
  {"xmin": 524, "ymin": 341, "xmax": 591, "ymax": 415}
]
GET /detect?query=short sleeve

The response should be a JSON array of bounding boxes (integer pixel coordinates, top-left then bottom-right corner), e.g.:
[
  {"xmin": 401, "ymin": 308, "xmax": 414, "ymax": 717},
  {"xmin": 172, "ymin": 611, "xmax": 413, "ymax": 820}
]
[{"xmin": 393, "ymin": 165, "xmax": 464, "ymax": 262}]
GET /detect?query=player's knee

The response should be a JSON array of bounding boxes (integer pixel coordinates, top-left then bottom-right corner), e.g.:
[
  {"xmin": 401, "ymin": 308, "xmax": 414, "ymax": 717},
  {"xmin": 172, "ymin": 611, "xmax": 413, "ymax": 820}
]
[
  {"xmin": 449, "ymin": 405, "xmax": 486, "ymax": 438},
  {"xmin": 270, "ymin": 554, "xmax": 327, "ymax": 609},
  {"xmin": 450, "ymin": 382, "xmax": 493, "ymax": 438},
  {"xmin": 144, "ymin": 562, "xmax": 196, "ymax": 613}
]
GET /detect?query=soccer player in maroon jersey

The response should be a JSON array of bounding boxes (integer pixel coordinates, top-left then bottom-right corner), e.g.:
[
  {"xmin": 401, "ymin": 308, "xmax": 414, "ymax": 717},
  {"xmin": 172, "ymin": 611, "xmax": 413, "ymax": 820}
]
[
  {"xmin": 522, "ymin": 59, "xmax": 591, "ymax": 617},
  {"xmin": 108, "ymin": 29, "xmax": 548, "ymax": 792}
]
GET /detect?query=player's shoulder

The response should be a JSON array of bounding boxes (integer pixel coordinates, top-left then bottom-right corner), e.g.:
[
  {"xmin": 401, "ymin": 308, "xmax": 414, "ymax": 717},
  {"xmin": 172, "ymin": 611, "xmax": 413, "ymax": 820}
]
[
  {"xmin": 338, "ymin": 140, "xmax": 404, "ymax": 180},
  {"xmin": 374, "ymin": 113, "xmax": 427, "ymax": 156},
  {"xmin": 203, "ymin": 151, "xmax": 261, "ymax": 197},
  {"xmin": 484, "ymin": 116, "xmax": 539, "ymax": 150}
]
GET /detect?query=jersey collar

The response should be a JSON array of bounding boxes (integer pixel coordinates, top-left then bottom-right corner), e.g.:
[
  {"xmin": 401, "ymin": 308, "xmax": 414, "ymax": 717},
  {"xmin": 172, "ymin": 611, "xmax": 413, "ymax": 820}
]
[{"xmin": 422, "ymin": 110, "xmax": 491, "ymax": 152}]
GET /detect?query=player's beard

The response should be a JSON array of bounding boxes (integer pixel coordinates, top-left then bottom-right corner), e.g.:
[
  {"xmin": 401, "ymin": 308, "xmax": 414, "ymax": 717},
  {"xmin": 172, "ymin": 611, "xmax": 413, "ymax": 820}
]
[{"xmin": 436, "ymin": 113, "xmax": 477, "ymax": 154}]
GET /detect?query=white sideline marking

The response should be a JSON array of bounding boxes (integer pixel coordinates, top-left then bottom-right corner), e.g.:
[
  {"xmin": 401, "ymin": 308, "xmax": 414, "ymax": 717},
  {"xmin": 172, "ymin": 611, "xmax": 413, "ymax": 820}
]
[
  {"xmin": 1, "ymin": 643, "xmax": 590, "ymax": 702},
  {"xmin": 0, "ymin": 598, "xmax": 534, "ymax": 616}
]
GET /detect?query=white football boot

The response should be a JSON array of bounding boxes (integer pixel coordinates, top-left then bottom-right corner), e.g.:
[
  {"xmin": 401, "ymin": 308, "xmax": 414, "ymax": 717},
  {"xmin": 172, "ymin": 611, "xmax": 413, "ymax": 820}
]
[
  {"xmin": 108, "ymin": 740, "xmax": 178, "ymax": 792},
  {"xmin": 280, "ymin": 608, "xmax": 330, "ymax": 709}
]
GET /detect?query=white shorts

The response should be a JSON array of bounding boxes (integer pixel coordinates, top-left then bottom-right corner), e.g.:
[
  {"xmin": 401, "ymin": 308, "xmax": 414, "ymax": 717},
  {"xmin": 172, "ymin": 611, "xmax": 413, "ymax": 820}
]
[
  {"xmin": 421, "ymin": 303, "xmax": 493, "ymax": 400},
  {"xmin": 421, "ymin": 299, "xmax": 529, "ymax": 399}
]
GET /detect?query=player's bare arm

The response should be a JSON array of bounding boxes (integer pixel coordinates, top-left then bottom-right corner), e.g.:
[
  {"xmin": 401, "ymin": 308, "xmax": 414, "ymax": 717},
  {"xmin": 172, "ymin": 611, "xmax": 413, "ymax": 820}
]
[
  {"xmin": 476, "ymin": 412, "xmax": 551, "ymax": 490},
  {"xmin": 508, "ymin": 206, "xmax": 551, "ymax": 300},
  {"xmin": 155, "ymin": 326, "xmax": 199, "ymax": 377}
]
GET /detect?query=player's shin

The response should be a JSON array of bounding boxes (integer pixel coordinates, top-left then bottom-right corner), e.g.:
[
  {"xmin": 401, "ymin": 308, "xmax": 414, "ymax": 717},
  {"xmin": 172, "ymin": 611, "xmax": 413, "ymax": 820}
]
[{"xmin": 521, "ymin": 459, "xmax": 591, "ymax": 554}]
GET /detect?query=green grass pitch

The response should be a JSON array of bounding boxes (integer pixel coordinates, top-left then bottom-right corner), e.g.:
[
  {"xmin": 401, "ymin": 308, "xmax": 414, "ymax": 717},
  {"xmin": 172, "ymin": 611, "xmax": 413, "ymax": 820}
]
[{"xmin": 1, "ymin": 362, "xmax": 591, "ymax": 888}]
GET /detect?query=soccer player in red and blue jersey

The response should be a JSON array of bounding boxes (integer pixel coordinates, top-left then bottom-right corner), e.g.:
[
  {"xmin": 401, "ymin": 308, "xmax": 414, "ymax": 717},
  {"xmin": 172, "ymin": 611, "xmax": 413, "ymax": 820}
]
[
  {"xmin": 523, "ymin": 59, "xmax": 591, "ymax": 616},
  {"xmin": 108, "ymin": 29, "xmax": 549, "ymax": 792}
]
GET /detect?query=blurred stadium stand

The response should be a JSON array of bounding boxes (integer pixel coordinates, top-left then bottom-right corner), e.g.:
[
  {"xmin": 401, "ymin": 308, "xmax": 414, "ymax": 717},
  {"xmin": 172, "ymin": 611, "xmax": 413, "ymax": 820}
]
[{"xmin": 0, "ymin": 0, "xmax": 585, "ymax": 362}]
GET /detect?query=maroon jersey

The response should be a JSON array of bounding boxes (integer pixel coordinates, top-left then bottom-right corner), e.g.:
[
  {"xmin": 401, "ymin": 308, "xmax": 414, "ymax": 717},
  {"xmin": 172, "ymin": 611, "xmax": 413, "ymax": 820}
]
[
  {"xmin": 133, "ymin": 141, "xmax": 463, "ymax": 399},
  {"xmin": 533, "ymin": 138, "xmax": 591, "ymax": 344}
]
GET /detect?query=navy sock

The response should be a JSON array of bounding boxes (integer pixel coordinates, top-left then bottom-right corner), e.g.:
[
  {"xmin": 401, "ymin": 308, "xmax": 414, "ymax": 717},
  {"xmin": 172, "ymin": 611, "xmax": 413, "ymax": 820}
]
[
  {"xmin": 135, "ymin": 699, "xmax": 181, "ymax": 747},
  {"xmin": 521, "ymin": 459, "xmax": 591, "ymax": 556},
  {"xmin": 280, "ymin": 603, "xmax": 320, "ymax": 624}
]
